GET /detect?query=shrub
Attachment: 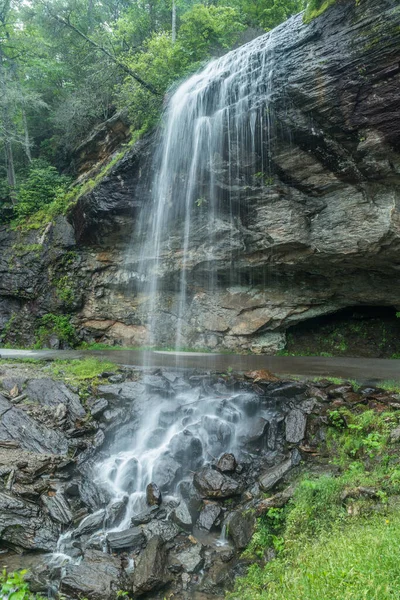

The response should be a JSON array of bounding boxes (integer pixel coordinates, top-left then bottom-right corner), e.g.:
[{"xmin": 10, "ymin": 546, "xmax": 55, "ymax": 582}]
[
  {"xmin": 0, "ymin": 569, "xmax": 45, "ymax": 599},
  {"xmin": 34, "ymin": 313, "xmax": 77, "ymax": 349},
  {"xmin": 14, "ymin": 162, "xmax": 71, "ymax": 218}
]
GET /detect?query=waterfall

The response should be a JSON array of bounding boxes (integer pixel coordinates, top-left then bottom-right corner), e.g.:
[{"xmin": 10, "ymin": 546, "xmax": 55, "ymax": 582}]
[{"xmin": 136, "ymin": 29, "xmax": 276, "ymax": 350}]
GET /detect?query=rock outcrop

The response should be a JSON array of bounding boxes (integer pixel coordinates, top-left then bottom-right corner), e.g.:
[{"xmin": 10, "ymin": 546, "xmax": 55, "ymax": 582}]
[{"xmin": 1, "ymin": 0, "xmax": 399, "ymax": 352}]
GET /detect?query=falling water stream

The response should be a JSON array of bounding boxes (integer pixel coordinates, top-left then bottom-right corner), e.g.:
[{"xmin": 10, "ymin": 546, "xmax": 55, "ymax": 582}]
[{"xmin": 135, "ymin": 29, "xmax": 276, "ymax": 348}]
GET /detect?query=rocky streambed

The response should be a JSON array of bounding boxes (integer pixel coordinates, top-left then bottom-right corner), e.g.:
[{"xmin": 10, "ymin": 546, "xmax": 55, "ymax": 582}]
[{"xmin": 1, "ymin": 360, "xmax": 399, "ymax": 599}]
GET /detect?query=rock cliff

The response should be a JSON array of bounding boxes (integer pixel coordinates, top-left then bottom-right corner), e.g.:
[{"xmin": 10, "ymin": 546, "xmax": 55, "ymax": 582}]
[{"xmin": 1, "ymin": 0, "xmax": 399, "ymax": 351}]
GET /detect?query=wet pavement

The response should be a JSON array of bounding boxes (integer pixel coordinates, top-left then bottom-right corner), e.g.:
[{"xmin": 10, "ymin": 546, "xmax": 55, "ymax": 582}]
[{"xmin": 0, "ymin": 348, "xmax": 399, "ymax": 383}]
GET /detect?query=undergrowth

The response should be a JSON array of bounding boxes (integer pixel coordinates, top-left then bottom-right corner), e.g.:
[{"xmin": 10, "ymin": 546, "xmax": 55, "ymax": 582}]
[
  {"xmin": 0, "ymin": 569, "xmax": 45, "ymax": 600},
  {"xmin": 50, "ymin": 357, "xmax": 117, "ymax": 383},
  {"xmin": 229, "ymin": 402, "xmax": 400, "ymax": 600}
]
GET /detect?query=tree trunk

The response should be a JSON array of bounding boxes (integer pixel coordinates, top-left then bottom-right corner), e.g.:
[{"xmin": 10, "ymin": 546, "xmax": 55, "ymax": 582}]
[
  {"xmin": 0, "ymin": 53, "xmax": 17, "ymax": 201},
  {"xmin": 172, "ymin": 0, "xmax": 177, "ymax": 43}
]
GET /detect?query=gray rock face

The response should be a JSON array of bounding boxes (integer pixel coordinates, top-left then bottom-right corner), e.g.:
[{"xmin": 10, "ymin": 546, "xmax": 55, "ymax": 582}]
[
  {"xmin": 1, "ymin": 0, "xmax": 399, "ymax": 353},
  {"xmin": 0, "ymin": 395, "xmax": 69, "ymax": 455},
  {"xmin": 228, "ymin": 510, "xmax": 256, "ymax": 550},
  {"xmin": 107, "ymin": 527, "xmax": 145, "ymax": 550},
  {"xmin": 193, "ymin": 466, "xmax": 240, "ymax": 499},
  {"xmin": 259, "ymin": 450, "xmax": 301, "ymax": 492},
  {"xmin": 285, "ymin": 409, "xmax": 307, "ymax": 443},
  {"xmin": 174, "ymin": 543, "xmax": 204, "ymax": 573},
  {"xmin": 132, "ymin": 535, "xmax": 169, "ymax": 595},
  {"xmin": 172, "ymin": 501, "xmax": 192, "ymax": 530},
  {"xmin": 197, "ymin": 502, "xmax": 222, "ymax": 531},
  {"xmin": 0, "ymin": 490, "xmax": 59, "ymax": 552},
  {"xmin": 61, "ymin": 550, "xmax": 121, "ymax": 600},
  {"xmin": 217, "ymin": 453, "xmax": 237, "ymax": 473}
]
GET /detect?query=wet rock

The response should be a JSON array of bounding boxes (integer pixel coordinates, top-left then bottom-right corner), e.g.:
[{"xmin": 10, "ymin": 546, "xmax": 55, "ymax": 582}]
[
  {"xmin": 197, "ymin": 501, "xmax": 222, "ymax": 531},
  {"xmin": 243, "ymin": 417, "xmax": 268, "ymax": 443},
  {"xmin": 268, "ymin": 382, "xmax": 307, "ymax": 399},
  {"xmin": 390, "ymin": 426, "xmax": 400, "ymax": 443},
  {"xmin": 74, "ymin": 509, "xmax": 106, "ymax": 537},
  {"xmin": 152, "ymin": 454, "xmax": 181, "ymax": 491},
  {"xmin": 146, "ymin": 482, "xmax": 162, "ymax": 506},
  {"xmin": 107, "ymin": 527, "xmax": 145, "ymax": 550},
  {"xmin": 24, "ymin": 379, "xmax": 86, "ymax": 421},
  {"xmin": 172, "ymin": 500, "xmax": 192, "ymax": 530},
  {"xmin": 285, "ymin": 408, "xmax": 307, "ymax": 443},
  {"xmin": 179, "ymin": 481, "xmax": 203, "ymax": 521},
  {"xmin": 259, "ymin": 450, "xmax": 301, "ymax": 492},
  {"xmin": 228, "ymin": 510, "xmax": 256, "ymax": 549},
  {"xmin": 131, "ymin": 505, "xmax": 160, "ymax": 526},
  {"xmin": 97, "ymin": 382, "xmax": 145, "ymax": 403},
  {"xmin": 142, "ymin": 519, "xmax": 179, "ymax": 543},
  {"xmin": 90, "ymin": 398, "xmax": 109, "ymax": 419},
  {"xmin": 201, "ymin": 416, "xmax": 232, "ymax": 451},
  {"xmin": 169, "ymin": 430, "xmax": 203, "ymax": 470},
  {"xmin": 143, "ymin": 375, "xmax": 170, "ymax": 393},
  {"xmin": 78, "ymin": 478, "xmax": 110, "ymax": 512},
  {"xmin": 194, "ymin": 466, "xmax": 240, "ymax": 498},
  {"xmin": 175, "ymin": 543, "xmax": 204, "ymax": 573},
  {"xmin": 217, "ymin": 453, "xmax": 237, "ymax": 473},
  {"xmin": 118, "ymin": 457, "xmax": 139, "ymax": 494},
  {"xmin": 0, "ymin": 489, "xmax": 59, "ymax": 552},
  {"xmin": 61, "ymin": 549, "xmax": 121, "ymax": 600},
  {"xmin": 105, "ymin": 497, "xmax": 128, "ymax": 528},
  {"xmin": 132, "ymin": 535, "xmax": 169, "ymax": 595},
  {"xmin": 41, "ymin": 491, "xmax": 72, "ymax": 525},
  {"xmin": 0, "ymin": 396, "xmax": 68, "ymax": 455}
]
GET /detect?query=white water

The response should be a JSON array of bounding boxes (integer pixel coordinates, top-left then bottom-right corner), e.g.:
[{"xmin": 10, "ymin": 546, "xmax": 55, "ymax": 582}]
[{"xmin": 136, "ymin": 30, "xmax": 276, "ymax": 348}]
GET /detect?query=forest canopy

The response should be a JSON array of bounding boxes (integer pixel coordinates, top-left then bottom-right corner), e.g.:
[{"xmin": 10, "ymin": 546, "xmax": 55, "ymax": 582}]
[{"xmin": 0, "ymin": 0, "xmax": 306, "ymax": 221}]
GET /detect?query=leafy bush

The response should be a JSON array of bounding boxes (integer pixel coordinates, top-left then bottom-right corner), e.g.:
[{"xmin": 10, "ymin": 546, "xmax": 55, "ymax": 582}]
[
  {"xmin": 14, "ymin": 162, "xmax": 71, "ymax": 219},
  {"xmin": 0, "ymin": 569, "xmax": 45, "ymax": 600},
  {"xmin": 34, "ymin": 313, "xmax": 77, "ymax": 349}
]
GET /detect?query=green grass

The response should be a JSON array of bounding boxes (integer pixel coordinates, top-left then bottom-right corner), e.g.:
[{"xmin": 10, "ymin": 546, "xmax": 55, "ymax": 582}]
[
  {"xmin": 380, "ymin": 380, "xmax": 400, "ymax": 394},
  {"xmin": 230, "ymin": 401, "xmax": 400, "ymax": 600},
  {"xmin": 50, "ymin": 357, "xmax": 117, "ymax": 382},
  {"xmin": 231, "ymin": 514, "xmax": 400, "ymax": 600}
]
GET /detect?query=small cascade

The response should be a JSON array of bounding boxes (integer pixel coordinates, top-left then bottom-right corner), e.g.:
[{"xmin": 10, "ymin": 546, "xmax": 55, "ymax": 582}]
[
  {"xmin": 51, "ymin": 376, "xmax": 285, "ymax": 566},
  {"xmin": 134, "ymin": 28, "xmax": 277, "ymax": 349}
]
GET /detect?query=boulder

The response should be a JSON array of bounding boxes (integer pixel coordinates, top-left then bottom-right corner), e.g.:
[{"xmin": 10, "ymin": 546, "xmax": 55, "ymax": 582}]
[
  {"xmin": 228, "ymin": 510, "xmax": 256, "ymax": 549},
  {"xmin": 61, "ymin": 550, "xmax": 121, "ymax": 600},
  {"xmin": 285, "ymin": 409, "xmax": 307, "ymax": 443},
  {"xmin": 74, "ymin": 509, "xmax": 106, "ymax": 537},
  {"xmin": 217, "ymin": 453, "xmax": 237, "ymax": 473},
  {"xmin": 152, "ymin": 454, "xmax": 181, "ymax": 491},
  {"xmin": 24, "ymin": 379, "xmax": 86, "ymax": 421},
  {"xmin": 169, "ymin": 430, "xmax": 203, "ymax": 470},
  {"xmin": 174, "ymin": 543, "xmax": 204, "ymax": 573},
  {"xmin": 107, "ymin": 527, "xmax": 145, "ymax": 551},
  {"xmin": 197, "ymin": 501, "xmax": 222, "ymax": 531},
  {"xmin": 172, "ymin": 500, "xmax": 192, "ymax": 530},
  {"xmin": 131, "ymin": 536, "xmax": 169, "ymax": 595},
  {"xmin": 259, "ymin": 450, "xmax": 301, "ymax": 492},
  {"xmin": 146, "ymin": 482, "xmax": 162, "ymax": 506},
  {"xmin": 194, "ymin": 466, "xmax": 240, "ymax": 498}
]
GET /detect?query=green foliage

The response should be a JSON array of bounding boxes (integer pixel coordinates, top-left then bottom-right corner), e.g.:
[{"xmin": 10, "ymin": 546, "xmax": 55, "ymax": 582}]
[
  {"xmin": 34, "ymin": 313, "xmax": 77, "ymax": 349},
  {"xmin": 51, "ymin": 357, "xmax": 117, "ymax": 382},
  {"xmin": 303, "ymin": 0, "xmax": 337, "ymax": 23},
  {"xmin": 0, "ymin": 569, "xmax": 45, "ymax": 600},
  {"xmin": 230, "ymin": 514, "xmax": 400, "ymax": 600},
  {"xmin": 14, "ymin": 162, "xmax": 71, "ymax": 219},
  {"xmin": 244, "ymin": 507, "xmax": 286, "ymax": 558}
]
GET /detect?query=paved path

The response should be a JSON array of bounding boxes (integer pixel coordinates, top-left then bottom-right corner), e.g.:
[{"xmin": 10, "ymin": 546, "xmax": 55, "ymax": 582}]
[{"xmin": 1, "ymin": 348, "xmax": 399, "ymax": 383}]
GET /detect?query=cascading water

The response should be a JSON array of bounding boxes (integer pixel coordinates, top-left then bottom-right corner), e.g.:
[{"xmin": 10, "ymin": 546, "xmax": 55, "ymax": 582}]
[
  {"xmin": 48, "ymin": 31, "xmax": 284, "ymax": 588},
  {"xmin": 134, "ymin": 30, "xmax": 276, "ymax": 349}
]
